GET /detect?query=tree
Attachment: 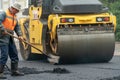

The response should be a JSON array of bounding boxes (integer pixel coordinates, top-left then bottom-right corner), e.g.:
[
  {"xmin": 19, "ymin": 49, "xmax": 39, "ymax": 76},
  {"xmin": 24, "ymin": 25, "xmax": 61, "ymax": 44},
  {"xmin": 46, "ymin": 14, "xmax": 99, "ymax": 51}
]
[{"xmin": 100, "ymin": 0, "xmax": 120, "ymax": 41}]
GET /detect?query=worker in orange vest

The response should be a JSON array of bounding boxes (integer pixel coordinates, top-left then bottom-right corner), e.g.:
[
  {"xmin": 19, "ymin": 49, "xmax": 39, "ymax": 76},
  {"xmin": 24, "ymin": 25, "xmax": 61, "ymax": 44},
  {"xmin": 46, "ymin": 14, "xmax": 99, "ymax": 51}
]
[{"xmin": 0, "ymin": 2, "xmax": 24, "ymax": 79}]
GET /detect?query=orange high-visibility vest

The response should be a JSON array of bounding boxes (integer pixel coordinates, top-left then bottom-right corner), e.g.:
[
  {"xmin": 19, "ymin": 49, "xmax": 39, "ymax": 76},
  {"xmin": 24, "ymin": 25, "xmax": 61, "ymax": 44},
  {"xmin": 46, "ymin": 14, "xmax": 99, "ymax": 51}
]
[{"xmin": 2, "ymin": 9, "xmax": 17, "ymax": 30}]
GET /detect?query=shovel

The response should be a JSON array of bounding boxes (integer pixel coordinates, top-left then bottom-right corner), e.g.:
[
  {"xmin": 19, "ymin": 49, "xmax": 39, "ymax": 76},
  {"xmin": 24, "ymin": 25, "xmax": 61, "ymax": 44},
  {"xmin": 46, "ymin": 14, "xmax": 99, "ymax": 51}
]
[{"xmin": 7, "ymin": 32, "xmax": 59, "ymax": 64}]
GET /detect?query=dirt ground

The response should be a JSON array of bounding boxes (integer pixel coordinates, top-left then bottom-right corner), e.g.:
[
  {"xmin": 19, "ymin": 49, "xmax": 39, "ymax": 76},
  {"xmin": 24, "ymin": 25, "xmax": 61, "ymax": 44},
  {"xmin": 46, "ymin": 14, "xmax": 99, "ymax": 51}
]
[
  {"xmin": 4, "ymin": 41, "xmax": 120, "ymax": 80},
  {"xmin": 114, "ymin": 42, "xmax": 120, "ymax": 55}
]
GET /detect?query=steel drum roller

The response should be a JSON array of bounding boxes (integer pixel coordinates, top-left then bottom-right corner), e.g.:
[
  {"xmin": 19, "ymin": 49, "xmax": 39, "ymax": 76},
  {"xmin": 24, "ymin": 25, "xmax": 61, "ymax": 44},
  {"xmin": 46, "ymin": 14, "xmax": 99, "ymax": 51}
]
[{"xmin": 57, "ymin": 33, "xmax": 115, "ymax": 63}]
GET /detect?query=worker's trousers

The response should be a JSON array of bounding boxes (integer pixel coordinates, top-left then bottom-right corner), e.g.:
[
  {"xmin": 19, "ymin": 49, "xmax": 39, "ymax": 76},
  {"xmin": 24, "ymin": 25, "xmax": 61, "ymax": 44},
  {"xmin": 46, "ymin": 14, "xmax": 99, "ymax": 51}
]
[{"xmin": 0, "ymin": 37, "xmax": 19, "ymax": 65}]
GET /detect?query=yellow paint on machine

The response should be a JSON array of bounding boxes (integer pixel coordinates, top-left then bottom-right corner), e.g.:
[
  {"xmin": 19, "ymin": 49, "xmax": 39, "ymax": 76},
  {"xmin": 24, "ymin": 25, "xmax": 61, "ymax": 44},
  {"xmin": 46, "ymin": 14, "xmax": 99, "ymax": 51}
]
[{"xmin": 29, "ymin": 6, "xmax": 43, "ymax": 54}]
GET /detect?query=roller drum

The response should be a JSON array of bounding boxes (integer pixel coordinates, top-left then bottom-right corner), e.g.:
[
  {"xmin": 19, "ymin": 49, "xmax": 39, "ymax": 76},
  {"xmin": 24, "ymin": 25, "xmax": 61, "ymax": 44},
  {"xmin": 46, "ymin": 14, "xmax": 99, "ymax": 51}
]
[{"xmin": 57, "ymin": 33, "xmax": 115, "ymax": 63}]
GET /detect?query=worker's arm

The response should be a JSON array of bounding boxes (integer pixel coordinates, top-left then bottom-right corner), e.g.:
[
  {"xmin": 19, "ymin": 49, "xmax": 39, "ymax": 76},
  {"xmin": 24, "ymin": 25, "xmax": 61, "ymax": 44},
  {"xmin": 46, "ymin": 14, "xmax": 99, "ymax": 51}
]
[
  {"xmin": 0, "ymin": 11, "xmax": 6, "ymax": 33},
  {"xmin": 14, "ymin": 21, "xmax": 22, "ymax": 36},
  {"xmin": 14, "ymin": 22, "xmax": 24, "ymax": 41}
]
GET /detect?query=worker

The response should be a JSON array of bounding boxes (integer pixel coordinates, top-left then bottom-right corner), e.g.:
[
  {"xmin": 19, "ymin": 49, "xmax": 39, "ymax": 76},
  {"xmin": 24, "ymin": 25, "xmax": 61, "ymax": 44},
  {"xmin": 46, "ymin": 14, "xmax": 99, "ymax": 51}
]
[{"xmin": 0, "ymin": 2, "xmax": 24, "ymax": 79}]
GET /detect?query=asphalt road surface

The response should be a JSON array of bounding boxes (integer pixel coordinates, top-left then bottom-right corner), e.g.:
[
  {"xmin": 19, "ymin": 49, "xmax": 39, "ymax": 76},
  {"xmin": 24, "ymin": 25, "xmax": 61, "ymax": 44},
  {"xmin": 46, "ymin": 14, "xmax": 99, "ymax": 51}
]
[{"xmin": 4, "ymin": 41, "xmax": 120, "ymax": 80}]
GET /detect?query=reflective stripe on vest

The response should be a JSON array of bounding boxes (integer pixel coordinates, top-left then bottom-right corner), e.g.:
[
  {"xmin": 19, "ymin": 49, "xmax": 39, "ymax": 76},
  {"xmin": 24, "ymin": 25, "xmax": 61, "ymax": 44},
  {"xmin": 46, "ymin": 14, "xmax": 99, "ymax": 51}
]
[{"xmin": 2, "ymin": 10, "xmax": 17, "ymax": 30}]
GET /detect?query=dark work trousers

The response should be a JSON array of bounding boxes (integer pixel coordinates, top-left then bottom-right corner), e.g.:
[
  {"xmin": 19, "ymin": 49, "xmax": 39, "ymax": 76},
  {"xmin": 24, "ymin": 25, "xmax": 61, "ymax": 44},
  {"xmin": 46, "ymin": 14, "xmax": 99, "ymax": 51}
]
[{"xmin": 0, "ymin": 37, "xmax": 19, "ymax": 65}]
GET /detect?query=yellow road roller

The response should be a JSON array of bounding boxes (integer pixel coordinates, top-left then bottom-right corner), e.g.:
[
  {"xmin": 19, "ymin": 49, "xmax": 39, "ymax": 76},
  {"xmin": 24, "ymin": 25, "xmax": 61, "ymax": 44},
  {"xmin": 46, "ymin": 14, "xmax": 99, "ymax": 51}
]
[{"xmin": 19, "ymin": 0, "xmax": 116, "ymax": 64}]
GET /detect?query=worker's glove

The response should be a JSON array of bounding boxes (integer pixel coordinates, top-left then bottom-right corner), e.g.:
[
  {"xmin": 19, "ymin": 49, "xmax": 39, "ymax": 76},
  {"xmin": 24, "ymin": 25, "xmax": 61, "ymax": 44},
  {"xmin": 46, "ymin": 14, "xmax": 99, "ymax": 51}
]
[
  {"xmin": 0, "ymin": 25, "xmax": 7, "ymax": 35},
  {"xmin": 18, "ymin": 36, "xmax": 25, "ymax": 41},
  {"xmin": 2, "ymin": 30, "xmax": 8, "ymax": 35}
]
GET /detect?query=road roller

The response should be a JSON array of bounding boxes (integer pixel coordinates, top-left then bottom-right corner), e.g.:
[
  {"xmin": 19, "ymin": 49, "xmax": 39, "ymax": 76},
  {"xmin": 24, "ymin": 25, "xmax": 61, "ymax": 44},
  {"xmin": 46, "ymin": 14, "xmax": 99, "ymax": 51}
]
[{"xmin": 19, "ymin": 0, "xmax": 116, "ymax": 64}]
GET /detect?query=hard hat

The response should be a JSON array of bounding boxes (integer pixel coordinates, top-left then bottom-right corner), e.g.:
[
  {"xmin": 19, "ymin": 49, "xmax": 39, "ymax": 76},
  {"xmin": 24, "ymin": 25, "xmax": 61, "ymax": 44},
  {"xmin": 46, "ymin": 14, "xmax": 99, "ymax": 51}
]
[{"xmin": 11, "ymin": 2, "xmax": 21, "ymax": 11}]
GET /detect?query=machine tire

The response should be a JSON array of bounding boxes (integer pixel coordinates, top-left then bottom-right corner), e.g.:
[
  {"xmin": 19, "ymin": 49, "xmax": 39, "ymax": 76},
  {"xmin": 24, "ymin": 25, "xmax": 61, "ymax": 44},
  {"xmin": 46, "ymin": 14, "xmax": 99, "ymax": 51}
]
[
  {"xmin": 19, "ymin": 42, "xmax": 44, "ymax": 60},
  {"xmin": 19, "ymin": 22, "xmax": 44, "ymax": 60}
]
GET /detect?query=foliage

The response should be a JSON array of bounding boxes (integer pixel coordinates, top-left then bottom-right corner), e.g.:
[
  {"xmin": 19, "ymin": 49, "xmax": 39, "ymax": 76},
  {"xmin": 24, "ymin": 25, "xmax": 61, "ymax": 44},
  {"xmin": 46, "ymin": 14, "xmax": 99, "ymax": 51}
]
[{"xmin": 100, "ymin": 0, "xmax": 120, "ymax": 41}]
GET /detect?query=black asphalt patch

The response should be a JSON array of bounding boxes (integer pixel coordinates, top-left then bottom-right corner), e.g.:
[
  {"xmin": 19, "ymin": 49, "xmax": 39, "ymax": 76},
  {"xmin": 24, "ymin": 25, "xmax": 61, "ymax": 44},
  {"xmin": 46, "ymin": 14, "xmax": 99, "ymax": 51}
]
[
  {"xmin": 4, "ymin": 67, "xmax": 70, "ymax": 75},
  {"xmin": 52, "ymin": 67, "xmax": 70, "ymax": 73},
  {"xmin": 100, "ymin": 76, "xmax": 120, "ymax": 80}
]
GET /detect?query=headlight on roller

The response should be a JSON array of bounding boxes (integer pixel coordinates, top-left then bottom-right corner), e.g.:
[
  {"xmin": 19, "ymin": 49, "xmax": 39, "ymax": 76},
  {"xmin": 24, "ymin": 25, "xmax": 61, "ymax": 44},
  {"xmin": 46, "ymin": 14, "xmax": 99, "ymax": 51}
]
[
  {"xmin": 96, "ymin": 17, "xmax": 110, "ymax": 22},
  {"xmin": 60, "ymin": 18, "xmax": 74, "ymax": 23},
  {"xmin": 96, "ymin": 17, "xmax": 103, "ymax": 22}
]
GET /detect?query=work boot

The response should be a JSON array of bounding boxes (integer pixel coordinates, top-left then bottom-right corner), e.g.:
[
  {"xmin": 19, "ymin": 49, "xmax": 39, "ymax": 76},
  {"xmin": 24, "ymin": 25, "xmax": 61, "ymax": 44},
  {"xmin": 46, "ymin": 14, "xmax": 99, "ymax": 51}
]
[
  {"xmin": 11, "ymin": 62, "xmax": 24, "ymax": 76},
  {"xmin": 0, "ymin": 64, "xmax": 7, "ymax": 79}
]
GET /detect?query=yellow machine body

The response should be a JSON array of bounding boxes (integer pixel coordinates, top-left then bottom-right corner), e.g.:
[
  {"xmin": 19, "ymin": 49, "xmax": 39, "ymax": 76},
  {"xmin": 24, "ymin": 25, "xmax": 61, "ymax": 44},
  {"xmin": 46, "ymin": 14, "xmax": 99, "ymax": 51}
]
[
  {"xmin": 19, "ymin": 0, "xmax": 116, "ymax": 63},
  {"xmin": 47, "ymin": 13, "xmax": 116, "ymax": 53}
]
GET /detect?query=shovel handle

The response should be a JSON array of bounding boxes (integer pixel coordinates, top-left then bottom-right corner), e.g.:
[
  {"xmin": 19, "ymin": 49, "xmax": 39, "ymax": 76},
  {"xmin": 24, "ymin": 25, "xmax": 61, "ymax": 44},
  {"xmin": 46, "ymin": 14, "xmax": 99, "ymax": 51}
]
[
  {"xmin": 7, "ymin": 32, "xmax": 46, "ymax": 54},
  {"xmin": 6, "ymin": 32, "xmax": 60, "ymax": 64}
]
